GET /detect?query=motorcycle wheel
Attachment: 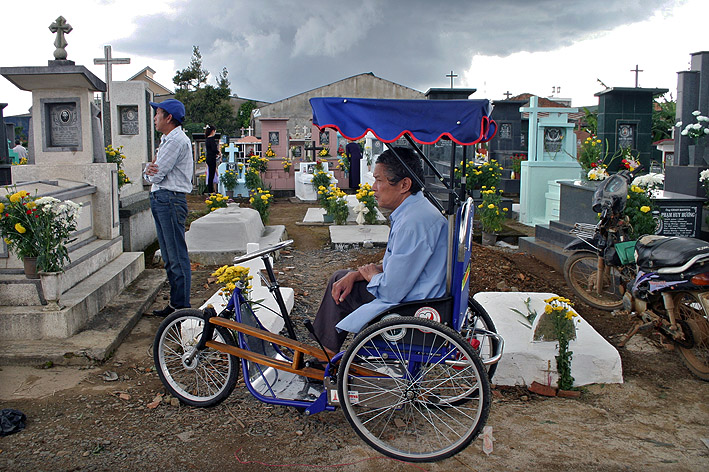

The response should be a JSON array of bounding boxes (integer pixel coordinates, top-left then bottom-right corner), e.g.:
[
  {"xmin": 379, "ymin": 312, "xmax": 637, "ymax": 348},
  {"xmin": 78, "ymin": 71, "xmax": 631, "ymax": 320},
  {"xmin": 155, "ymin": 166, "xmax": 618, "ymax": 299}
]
[
  {"xmin": 674, "ymin": 292, "xmax": 709, "ymax": 381},
  {"xmin": 563, "ymin": 251, "xmax": 624, "ymax": 311}
]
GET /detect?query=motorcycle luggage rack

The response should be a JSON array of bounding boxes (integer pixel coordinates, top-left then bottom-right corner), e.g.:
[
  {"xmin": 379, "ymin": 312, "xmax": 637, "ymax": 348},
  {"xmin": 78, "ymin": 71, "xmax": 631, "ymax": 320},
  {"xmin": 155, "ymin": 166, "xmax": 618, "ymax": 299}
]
[{"xmin": 569, "ymin": 222, "xmax": 597, "ymax": 240}]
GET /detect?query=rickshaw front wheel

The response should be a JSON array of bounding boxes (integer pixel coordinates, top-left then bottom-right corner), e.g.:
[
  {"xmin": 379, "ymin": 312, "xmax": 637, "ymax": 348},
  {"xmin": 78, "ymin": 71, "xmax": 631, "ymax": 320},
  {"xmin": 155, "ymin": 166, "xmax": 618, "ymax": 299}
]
[{"xmin": 153, "ymin": 309, "xmax": 239, "ymax": 407}]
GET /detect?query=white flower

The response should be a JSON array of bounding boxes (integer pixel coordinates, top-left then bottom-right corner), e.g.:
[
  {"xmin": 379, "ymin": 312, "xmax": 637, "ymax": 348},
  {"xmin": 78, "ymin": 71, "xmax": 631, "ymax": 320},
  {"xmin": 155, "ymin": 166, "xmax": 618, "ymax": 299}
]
[
  {"xmin": 700, "ymin": 169, "xmax": 709, "ymax": 183},
  {"xmin": 675, "ymin": 121, "xmax": 683, "ymax": 127},
  {"xmin": 698, "ymin": 116, "xmax": 709, "ymax": 122},
  {"xmin": 681, "ymin": 129, "xmax": 689, "ymax": 136},
  {"xmin": 705, "ymin": 129, "xmax": 709, "ymax": 135},
  {"xmin": 693, "ymin": 110, "xmax": 701, "ymax": 116}
]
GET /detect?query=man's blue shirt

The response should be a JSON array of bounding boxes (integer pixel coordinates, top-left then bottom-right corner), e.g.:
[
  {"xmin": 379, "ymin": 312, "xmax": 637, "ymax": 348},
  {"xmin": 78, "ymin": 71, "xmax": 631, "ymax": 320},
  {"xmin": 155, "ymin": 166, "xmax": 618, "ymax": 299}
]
[{"xmin": 336, "ymin": 191, "xmax": 448, "ymax": 333}]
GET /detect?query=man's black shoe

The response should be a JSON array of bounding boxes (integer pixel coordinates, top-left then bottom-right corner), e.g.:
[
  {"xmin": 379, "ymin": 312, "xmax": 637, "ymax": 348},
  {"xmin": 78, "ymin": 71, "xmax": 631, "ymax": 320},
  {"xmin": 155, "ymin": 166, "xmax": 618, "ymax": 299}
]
[{"xmin": 152, "ymin": 304, "xmax": 175, "ymax": 317}]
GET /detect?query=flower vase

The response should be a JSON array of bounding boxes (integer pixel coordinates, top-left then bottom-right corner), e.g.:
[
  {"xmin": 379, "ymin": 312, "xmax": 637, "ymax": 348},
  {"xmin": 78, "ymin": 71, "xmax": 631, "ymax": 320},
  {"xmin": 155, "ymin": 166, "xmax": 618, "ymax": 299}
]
[
  {"xmin": 481, "ymin": 231, "xmax": 497, "ymax": 246},
  {"xmin": 39, "ymin": 271, "xmax": 63, "ymax": 310},
  {"xmin": 225, "ymin": 190, "xmax": 234, "ymax": 198},
  {"xmin": 688, "ymin": 144, "xmax": 705, "ymax": 166},
  {"xmin": 322, "ymin": 212, "xmax": 334, "ymax": 223},
  {"xmin": 23, "ymin": 257, "xmax": 39, "ymax": 279}
]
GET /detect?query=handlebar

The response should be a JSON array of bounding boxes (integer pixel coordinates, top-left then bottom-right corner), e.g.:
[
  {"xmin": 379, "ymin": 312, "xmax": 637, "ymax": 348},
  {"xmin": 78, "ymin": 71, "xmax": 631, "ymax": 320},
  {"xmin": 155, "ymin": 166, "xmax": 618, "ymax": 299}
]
[{"xmin": 233, "ymin": 239, "xmax": 294, "ymax": 265}]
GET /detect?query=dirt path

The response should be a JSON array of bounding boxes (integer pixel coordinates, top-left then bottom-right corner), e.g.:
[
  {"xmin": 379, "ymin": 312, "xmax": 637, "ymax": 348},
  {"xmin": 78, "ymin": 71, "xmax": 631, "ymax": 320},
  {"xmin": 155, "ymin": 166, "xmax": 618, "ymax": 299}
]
[{"xmin": 1, "ymin": 199, "xmax": 708, "ymax": 471}]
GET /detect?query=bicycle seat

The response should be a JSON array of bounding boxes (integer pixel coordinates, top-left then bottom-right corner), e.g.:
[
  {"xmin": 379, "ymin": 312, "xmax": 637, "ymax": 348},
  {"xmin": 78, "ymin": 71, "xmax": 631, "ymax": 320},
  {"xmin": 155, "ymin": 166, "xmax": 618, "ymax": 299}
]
[{"xmin": 635, "ymin": 235, "xmax": 709, "ymax": 272}]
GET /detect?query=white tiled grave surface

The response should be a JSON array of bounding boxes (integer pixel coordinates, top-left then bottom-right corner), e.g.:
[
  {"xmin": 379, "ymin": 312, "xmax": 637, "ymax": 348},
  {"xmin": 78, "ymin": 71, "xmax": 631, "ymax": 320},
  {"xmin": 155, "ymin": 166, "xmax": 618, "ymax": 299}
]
[{"xmin": 474, "ymin": 291, "xmax": 623, "ymax": 387}]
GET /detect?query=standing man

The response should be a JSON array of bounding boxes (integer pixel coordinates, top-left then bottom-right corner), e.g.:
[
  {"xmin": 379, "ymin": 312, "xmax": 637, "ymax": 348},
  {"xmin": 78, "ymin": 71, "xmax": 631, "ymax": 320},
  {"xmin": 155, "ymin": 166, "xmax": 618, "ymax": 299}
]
[
  {"xmin": 311, "ymin": 147, "xmax": 448, "ymax": 354},
  {"xmin": 12, "ymin": 140, "xmax": 28, "ymax": 160},
  {"xmin": 144, "ymin": 99, "xmax": 193, "ymax": 316}
]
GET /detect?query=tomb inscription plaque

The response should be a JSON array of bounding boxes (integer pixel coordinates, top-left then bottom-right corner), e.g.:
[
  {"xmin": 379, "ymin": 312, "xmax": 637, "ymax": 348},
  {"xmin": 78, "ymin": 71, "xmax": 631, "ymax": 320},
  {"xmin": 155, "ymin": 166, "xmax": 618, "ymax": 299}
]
[{"xmin": 47, "ymin": 102, "xmax": 80, "ymax": 147}]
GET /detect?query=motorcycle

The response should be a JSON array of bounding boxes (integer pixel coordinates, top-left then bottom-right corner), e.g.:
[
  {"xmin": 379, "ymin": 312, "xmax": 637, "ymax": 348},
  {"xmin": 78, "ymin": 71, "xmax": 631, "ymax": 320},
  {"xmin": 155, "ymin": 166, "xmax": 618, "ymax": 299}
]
[{"xmin": 563, "ymin": 170, "xmax": 709, "ymax": 380}]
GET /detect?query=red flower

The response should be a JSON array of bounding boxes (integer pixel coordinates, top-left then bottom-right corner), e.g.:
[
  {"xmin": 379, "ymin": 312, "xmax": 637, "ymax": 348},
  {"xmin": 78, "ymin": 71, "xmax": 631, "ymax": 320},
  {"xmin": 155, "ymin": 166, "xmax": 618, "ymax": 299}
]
[
  {"xmin": 591, "ymin": 162, "xmax": 597, "ymax": 168},
  {"xmin": 26, "ymin": 210, "xmax": 31, "ymax": 215}
]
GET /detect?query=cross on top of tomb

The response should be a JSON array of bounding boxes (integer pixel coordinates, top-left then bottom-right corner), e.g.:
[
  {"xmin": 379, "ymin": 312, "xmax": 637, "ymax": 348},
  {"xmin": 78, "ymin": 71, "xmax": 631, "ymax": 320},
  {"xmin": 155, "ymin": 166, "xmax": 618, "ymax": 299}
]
[
  {"xmin": 49, "ymin": 16, "xmax": 72, "ymax": 60},
  {"xmin": 93, "ymin": 45, "xmax": 130, "ymax": 103},
  {"xmin": 446, "ymin": 70, "xmax": 458, "ymax": 88},
  {"xmin": 503, "ymin": 91, "xmax": 512, "ymax": 99},
  {"xmin": 224, "ymin": 142, "xmax": 239, "ymax": 163},
  {"xmin": 630, "ymin": 64, "xmax": 643, "ymax": 87}
]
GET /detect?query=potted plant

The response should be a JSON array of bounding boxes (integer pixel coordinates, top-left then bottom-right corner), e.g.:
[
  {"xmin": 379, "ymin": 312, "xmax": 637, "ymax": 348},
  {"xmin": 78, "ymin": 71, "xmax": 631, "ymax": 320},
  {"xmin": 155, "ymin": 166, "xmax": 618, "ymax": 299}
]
[
  {"xmin": 219, "ymin": 169, "xmax": 238, "ymax": 197},
  {"xmin": 477, "ymin": 188, "xmax": 508, "ymax": 245},
  {"xmin": 355, "ymin": 183, "xmax": 378, "ymax": 224},
  {"xmin": 318, "ymin": 184, "xmax": 348, "ymax": 225},
  {"xmin": 510, "ymin": 153, "xmax": 527, "ymax": 179},
  {"xmin": 205, "ymin": 193, "xmax": 228, "ymax": 212},
  {"xmin": 0, "ymin": 190, "xmax": 80, "ymax": 307}
]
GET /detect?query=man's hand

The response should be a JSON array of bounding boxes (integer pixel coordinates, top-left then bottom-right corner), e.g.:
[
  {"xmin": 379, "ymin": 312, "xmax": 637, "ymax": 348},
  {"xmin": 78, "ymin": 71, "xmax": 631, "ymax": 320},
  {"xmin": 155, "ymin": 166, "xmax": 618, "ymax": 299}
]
[
  {"xmin": 331, "ymin": 270, "xmax": 363, "ymax": 305},
  {"xmin": 145, "ymin": 162, "xmax": 159, "ymax": 176},
  {"xmin": 358, "ymin": 263, "xmax": 383, "ymax": 282}
]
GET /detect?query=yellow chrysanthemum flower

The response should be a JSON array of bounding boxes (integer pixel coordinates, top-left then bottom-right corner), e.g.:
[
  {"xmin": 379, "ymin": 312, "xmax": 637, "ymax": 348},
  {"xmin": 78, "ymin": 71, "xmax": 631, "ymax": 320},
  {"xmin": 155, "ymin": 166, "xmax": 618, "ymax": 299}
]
[
  {"xmin": 640, "ymin": 206, "xmax": 651, "ymax": 213},
  {"xmin": 15, "ymin": 223, "xmax": 26, "ymax": 234}
]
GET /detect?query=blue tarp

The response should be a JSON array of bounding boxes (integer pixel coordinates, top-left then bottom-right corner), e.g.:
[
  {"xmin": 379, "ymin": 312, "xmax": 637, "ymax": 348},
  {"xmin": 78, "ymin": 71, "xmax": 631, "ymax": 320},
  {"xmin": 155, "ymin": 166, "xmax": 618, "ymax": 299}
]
[{"xmin": 310, "ymin": 97, "xmax": 496, "ymax": 145}]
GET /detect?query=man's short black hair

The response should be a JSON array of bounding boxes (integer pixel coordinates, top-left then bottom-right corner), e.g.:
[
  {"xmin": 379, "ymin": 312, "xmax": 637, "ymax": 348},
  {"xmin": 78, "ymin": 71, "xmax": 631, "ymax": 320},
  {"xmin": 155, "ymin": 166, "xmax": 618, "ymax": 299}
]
[
  {"xmin": 15, "ymin": 139, "xmax": 20, "ymax": 145},
  {"xmin": 375, "ymin": 146, "xmax": 424, "ymax": 194}
]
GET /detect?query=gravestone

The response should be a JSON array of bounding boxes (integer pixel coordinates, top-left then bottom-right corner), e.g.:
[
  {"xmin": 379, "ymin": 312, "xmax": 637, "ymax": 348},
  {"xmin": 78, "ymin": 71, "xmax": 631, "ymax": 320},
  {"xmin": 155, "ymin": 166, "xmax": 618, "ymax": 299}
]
[
  {"xmin": 518, "ymin": 96, "xmax": 581, "ymax": 226},
  {"xmin": 595, "ymin": 87, "xmax": 668, "ymax": 172},
  {"xmin": 110, "ymin": 80, "xmax": 153, "ymax": 197},
  {"xmin": 217, "ymin": 142, "xmax": 247, "ymax": 196},
  {"xmin": 0, "ymin": 18, "xmax": 147, "ymax": 343},
  {"xmin": 0, "ymin": 104, "xmax": 12, "ymax": 185},
  {"xmin": 665, "ymin": 51, "xmax": 709, "ymax": 198},
  {"xmin": 295, "ymin": 161, "xmax": 337, "ymax": 201},
  {"xmin": 489, "ymin": 99, "xmax": 527, "ymax": 194}
]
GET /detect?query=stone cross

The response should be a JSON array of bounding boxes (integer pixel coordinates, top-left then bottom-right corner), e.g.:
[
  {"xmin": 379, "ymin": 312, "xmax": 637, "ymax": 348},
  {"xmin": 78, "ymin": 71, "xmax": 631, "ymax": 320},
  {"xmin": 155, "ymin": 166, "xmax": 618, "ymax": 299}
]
[
  {"xmin": 446, "ymin": 70, "xmax": 458, "ymax": 88},
  {"xmin": 503, "ymin": 91, "xmax": 512, "ymax": 99},
  {"xmin": 49, "ymin": 16, "xmax": 72, "ymax": 60},
  {"xmin": 224, "ymin": 142, "xmax": 239, "ymax": 163},
  {"xmin": 630, "ymin": 64, "xmax": 643, "ymax": 87},
  {"xmin": 93, "ymin": 45, "xmax": 130, "ymax": 103}
]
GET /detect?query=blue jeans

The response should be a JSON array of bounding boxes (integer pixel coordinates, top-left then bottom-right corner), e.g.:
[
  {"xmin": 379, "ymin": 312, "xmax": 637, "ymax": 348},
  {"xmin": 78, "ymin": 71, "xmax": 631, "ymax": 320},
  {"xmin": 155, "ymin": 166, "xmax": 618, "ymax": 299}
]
[{"xmin": 150, "ymin": 189, "xmax": 191, "ymax": 308}]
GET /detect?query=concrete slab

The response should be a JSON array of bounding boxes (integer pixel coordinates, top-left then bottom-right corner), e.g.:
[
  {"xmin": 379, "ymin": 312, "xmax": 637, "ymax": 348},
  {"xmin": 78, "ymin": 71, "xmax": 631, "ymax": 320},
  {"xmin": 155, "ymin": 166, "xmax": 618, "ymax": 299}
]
[
  {"xmin": 300, "ymin": 196, "xmax": 386, "ymax": 225},
  {"xmin": 0, "ymin": 269, "xmax": 165, "ymax": 366},
  {"xmin": 474, "ymin": 291, "xmax": 623, "ymax": 387},
  {"xmin": 184, "ymin": 204, "xmax": 287, "ymax": 265},
  {"xmin": 329, "ymin": 225, "xmax": 390, "ymax": 248}
]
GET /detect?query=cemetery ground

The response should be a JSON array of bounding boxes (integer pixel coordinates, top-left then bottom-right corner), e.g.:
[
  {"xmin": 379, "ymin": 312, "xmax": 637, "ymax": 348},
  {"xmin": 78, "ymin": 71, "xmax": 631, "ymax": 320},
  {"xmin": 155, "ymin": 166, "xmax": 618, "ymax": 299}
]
[{"xmin": 0, "ymin": 196, "xmax": 707, "ymax": 471}]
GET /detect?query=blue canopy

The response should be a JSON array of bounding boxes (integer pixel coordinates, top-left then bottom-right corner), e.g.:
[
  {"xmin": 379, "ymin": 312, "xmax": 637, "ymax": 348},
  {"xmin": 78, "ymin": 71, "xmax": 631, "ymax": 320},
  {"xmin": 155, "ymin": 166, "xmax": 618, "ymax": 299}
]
[{"xmin": 310, "ymin": 97, "xmax": 497, "ymax": 145}]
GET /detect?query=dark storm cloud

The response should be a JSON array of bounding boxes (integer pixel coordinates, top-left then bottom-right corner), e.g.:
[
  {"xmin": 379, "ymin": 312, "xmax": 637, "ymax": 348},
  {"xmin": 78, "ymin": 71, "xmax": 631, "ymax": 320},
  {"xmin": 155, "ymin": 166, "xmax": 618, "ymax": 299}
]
[{"xmin": 116, "ymin": 0, "xmax": 672, "ymax": 101}]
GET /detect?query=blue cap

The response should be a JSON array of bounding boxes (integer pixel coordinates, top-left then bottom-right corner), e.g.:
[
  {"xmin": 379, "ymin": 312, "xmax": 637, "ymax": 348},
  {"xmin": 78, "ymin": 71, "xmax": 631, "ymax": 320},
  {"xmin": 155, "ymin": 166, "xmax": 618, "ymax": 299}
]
[{"xmin": 149, "ymin": 99, "xmax": 185, "ymax": 124}]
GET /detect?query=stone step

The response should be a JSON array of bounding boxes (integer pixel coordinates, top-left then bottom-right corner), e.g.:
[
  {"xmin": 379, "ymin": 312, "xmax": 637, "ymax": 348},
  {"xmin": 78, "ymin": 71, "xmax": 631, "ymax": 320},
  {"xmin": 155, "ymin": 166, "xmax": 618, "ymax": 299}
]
[
  {"xmin": 0, "ymin": 251, "xmax": 145, "ymax": 340},
  {"xmin": 0, "ymin": 269, "xmax": 165, "ymax": 366},
  {"xmin": 518, "ymin": 236, "xmax": 569, "ymax": 273},
  {"xmin": 533, "ymin": 223, "xmax": 577, "ymax": 247},
  {"xmin": 0, "ymin": 237, "xmax": 124, "ymax": 306}
]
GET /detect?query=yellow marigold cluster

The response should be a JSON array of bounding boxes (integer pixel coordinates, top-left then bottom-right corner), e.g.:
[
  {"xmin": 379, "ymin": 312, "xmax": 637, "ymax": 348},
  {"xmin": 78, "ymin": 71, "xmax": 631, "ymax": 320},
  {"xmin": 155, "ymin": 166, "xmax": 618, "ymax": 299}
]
[
  {"xmin": 544, "ymin": 296, "xmax": 577, "ymax": 320},
  {"xmin": 205, "ymin": 193, "xmax": 229, "ymax": 211},
  {"xmin": 584, "ymin": 136, "xmax": 602, "ymax": 147},
  {"xmin": 8, "ymin": 190, "xmax": 30, "ymax": 204},
  {"xmin": 265, "ymin": 143, "xmax": 277, "ymax": 157},
  {"xmin": 355, "ymin": 183, "xmax": 375, "ymax": 201},
  {"xmin": 212, "ymin": 264, "xmax": 253, "ymax": 298}
]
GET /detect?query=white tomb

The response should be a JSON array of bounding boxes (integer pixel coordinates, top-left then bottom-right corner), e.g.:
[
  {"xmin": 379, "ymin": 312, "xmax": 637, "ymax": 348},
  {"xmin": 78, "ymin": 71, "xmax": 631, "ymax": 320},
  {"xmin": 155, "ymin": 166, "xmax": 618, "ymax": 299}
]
[
  {"xmin": 295, "ymin": 161, "xmax": 338, "ymax": 201},
  {"xmin": 474, "ymin": 291, "xmax": 623, "ymax": 387},
  {"xmin": 217, "ymin": 142, "xmax": 247, "ymax": 197}
]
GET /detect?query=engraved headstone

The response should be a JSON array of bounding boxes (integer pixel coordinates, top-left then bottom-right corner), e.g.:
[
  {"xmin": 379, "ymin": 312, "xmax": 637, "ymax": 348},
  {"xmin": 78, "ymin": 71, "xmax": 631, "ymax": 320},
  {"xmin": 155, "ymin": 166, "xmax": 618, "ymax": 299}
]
[{"xmin": 46, "ymin": 100, "xmax": 81, "ymax": 148}]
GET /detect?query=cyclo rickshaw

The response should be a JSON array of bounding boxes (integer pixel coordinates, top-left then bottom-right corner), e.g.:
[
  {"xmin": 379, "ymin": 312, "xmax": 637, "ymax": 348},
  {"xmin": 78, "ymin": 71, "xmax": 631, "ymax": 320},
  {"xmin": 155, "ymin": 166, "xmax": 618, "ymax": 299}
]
[{"xmin": 152, "ymin": 97, "xmax": 504, "ymax": 462}]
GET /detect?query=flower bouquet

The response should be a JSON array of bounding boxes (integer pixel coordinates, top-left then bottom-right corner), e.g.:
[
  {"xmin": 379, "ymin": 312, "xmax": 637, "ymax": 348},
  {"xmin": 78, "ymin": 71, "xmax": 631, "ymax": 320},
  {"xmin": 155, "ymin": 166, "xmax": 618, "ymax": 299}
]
[
  {"xmin": 105, "ymin": 145, "xmax": 131, "ymax": 188},
  {"xmin": 0, "ymin": 189, "xmax": 81, "ymax": 273},
  {"xmin": 249, "ymin": 188, "xmax": 273, "ymax": 223},
  {"xmin": 265, "ymin": 143, "xmax": 277, "ymax": 158},
  {"xmin": 624, "ymin": 184, "xmax": 657, "ymax": 239},
  {"xmin": 212, "ymin": 265, "xmax": 253, "ymax": 301},
  {"xmin": 219, "ymin": 169, "xmax": 238, "ymax": 192},
  {"xmin": 318, "ymin": 184, "xmax": 348, "ymax": 225}
]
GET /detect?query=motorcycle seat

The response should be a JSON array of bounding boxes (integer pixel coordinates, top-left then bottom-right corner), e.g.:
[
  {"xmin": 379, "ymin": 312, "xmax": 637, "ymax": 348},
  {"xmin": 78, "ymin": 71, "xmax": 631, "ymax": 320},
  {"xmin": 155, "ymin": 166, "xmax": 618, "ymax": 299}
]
[{"xmin": 635, "ymin": 235, "xmax": 709, "ymax": 272}]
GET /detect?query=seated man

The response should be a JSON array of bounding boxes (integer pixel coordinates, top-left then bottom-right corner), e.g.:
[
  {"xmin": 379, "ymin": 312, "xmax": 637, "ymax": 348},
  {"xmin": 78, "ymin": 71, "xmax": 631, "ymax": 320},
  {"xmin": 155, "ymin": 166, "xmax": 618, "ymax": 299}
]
[{"xmin": 311, "ymin": 147, "xmax": 448, "ymax": 354}]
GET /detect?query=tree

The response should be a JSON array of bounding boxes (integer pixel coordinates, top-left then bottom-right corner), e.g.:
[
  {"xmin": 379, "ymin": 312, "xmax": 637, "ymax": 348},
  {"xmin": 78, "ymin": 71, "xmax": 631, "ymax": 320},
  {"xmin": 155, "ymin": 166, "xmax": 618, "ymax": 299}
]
[
  {"xmin": 173, "ymin": 46, "xmax": 209, "ymax": 91},
  {"xmin": 237, "ymin": 100, "xmax": 258, "ymax": 131},
  {"xmin": 651, "ymin": 97, "xmax": 676, "ymax": 143},
  {"xmin": 172, "ymin": 47, "xmax": 239, "ymax": 137}
]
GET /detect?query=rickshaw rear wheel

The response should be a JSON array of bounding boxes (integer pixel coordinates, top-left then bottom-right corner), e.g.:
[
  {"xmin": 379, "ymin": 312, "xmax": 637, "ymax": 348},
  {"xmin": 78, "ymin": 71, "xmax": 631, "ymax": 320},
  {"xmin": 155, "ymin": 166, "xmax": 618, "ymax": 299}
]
[
  {"xmin": 338, "ymin": 317, "xmax": 490, "ymax": 462},
  {"xmin": 154, "ymin": 309, "xmax": 239, "ymax": 407}
]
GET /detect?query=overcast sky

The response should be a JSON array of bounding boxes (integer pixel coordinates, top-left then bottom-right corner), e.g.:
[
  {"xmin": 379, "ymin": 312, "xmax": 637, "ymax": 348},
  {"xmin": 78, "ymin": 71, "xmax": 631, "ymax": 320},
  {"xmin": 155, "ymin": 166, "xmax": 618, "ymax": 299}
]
[{"xmin": 2, "ymin": 0, "xmax": 707, "ymax": 117}]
